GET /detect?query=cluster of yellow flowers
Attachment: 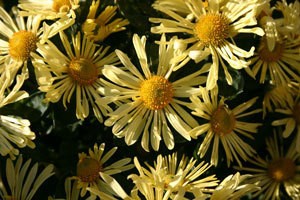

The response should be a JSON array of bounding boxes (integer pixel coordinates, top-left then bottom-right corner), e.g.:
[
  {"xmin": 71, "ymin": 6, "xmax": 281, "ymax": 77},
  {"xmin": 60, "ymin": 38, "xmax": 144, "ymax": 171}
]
[{"xmin": 0, "ymin": 0, "xmax": 299, "ymax": 199}]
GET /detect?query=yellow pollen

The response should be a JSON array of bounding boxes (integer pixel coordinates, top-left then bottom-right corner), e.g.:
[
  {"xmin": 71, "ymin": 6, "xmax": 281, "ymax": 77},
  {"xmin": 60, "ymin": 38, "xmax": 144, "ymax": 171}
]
[
  {"xmin": 258, "ymin": 39, "xmax": 284, "ymax": 62},
  {"xmin": 9, "ymin": 30, "xmax": 37, "ymax": 61},
  {"xmin": 52, "ymin": 0, "xmax": 71, "ymax": 12},
  {"xmin": 77, "ymin": 157, "xmax": 102, "ymax": 183},
  {"xmin": 68, "ymin": 57, "xmax": 98, "ymax": 86},
  {"xmin": 210, "ymin": 105, "xmax": 236, "ymax": 136},
  {"xmin": 140, "ymin": 76, "xmax": 173, "ymax": 110},
  {"xmin": 194, "ymin": 13, "xmax": 229, "ymax": 46},
  {"xmin": 268, "ymin": 158, "xmax": 296, "ymax": 182},
  {"xmin": 292, "ymin": 102, "xmax": 300, "ymax": 125}
]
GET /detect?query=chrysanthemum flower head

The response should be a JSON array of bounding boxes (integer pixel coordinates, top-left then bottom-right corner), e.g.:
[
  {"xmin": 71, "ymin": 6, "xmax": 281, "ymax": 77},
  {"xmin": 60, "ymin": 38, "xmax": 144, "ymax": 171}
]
[
  {"xmin": 82, "ymin": 0, "xmax": 129, "ymax": 42},
  {"xmin": 189, "ymin": 87, "xmax": 262, "ymax": 166},
  {"xmin": 0, "ymin": 6, "xmax": 74, "ymax": 84},
  {"xmin": 248, "ymin": 33, "xmax": 300, "ymax": 85},
  {"xmin": 235, "ymin": 131, "xmax": 300, "ymax": 200},
  {"xmin": 0, "ymin": 74, "xmax": 36, "ymax": 159},
  {"xmin": 98, "ymin": 33, "xmax": 208, "ymax": 151},
  {"xmin": 247, "ymin": 0, "xmax": 300, "ymax": 86},
  {"xmin": 18, "ymin": 0, "xmax": 80, "ymax": 19},
  {"xmin": 32, "ymin": 31, "xmax": 119, "ymax": 122},
  {"xmin": 0, "ymin": 155, "xmax": 54, "ymax": 200},
  {"xmin": 150, "ymin": 0, "xmax": 264, "ymax": 89},
  {"xmin": 72, "ymin": 143, "xmax": 133, "ymax": 198}
]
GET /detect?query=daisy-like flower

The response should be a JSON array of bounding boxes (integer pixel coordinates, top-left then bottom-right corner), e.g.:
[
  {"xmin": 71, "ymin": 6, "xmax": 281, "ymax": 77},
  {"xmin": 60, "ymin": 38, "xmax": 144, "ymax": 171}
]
[
  {"xmin": 99, "ymin": 34, "xmax": 208, "ymax": 151},
  {"xmin": 235, "ymin": 131, "xmax": 300, "ymax": 200},
  {"xmin": 82, "ymin": 0, "xmax": 129, "ymax": 42},
  {"xmin": 0, "ymin": 155, "xmax": 55, "ymax": 200},
  {"xmin": 0, "ymin": 6, "xmax": 74, "ymax": 83},
  {"xmin": 128, "ymin": 153, "xmax": 219, "ymax": 199},
  {"xmin": 0, "ymin": 73, "xmax": 36, "ymax": 159},
  {"xmin": 262, "ymin": 81, "xmax": 299, "ymax": 118},
  {"xmin": 150, "ymin": 0, "xmax": 264, "ymax": 89},
  {"xmin": 18, "ymin": 0, "xmax": 80, "ymax": 19},
  {"xmin": 32, "ymin": 31, "xmax": 119, "ymax": 122},
  {"xmin": 272, "ymin": 88, "xmax": 300, "ymax": 152},
  {"xmin": 248, "ymin": 33, "xmax": 300, "ymax": 85},
  {"xmin": 189, "ymin": 87, "xmax": 262, "ymax": 167},
  {"xmin": 71, "ymin": 143, "xmax": 133, "ymax": 198},
  {"xmin": 202, "ymin": 172, "xmax": 260, "ymax": 200}
]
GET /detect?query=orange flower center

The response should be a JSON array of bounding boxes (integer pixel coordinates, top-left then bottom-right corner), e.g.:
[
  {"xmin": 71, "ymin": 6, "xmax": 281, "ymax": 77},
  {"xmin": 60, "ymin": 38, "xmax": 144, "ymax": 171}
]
[
  {"xmin": 194, "ymin": 13, "xmax": 230, "ymax": 46},
  {"xmin": 9, "ymin": 30, "xmax": 37, "ymax": 61},
  {"xmin": 77, "ymin": 157, "xmax": 102, "ymax": 183},
  {"xmin": 140, "ymin": 76, "xmax": 174, "ymax": 110},
  {"xmin": 292, "ymin": 102, "xmax": 300, "ymax": 125},
  {"xmin": 258, "ymin": 39, "xmax": 284, "ymax": 63},
  {"xmin": 210, "ymin": 105, "xmax": 236, "ymax": 136},
  {"xmin": 68, "ymin": 57, "xmax": 98, "ymax": 86},
  {"xmin": 267, "ymin": 157, "xmax": 296, "ymax": 182},
  {"xmin": 52, "ymin": 0, "xmax": 71, "ymax": 12}
]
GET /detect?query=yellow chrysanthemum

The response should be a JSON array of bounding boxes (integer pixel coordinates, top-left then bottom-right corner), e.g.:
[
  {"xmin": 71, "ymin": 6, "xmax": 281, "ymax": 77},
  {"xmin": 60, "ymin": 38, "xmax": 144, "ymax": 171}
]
[
  {"xmin": 82, "ymin": 0, "xmax": 129, "ymax": 42},
  {"xmin": 32, "ymin": 31, "xmax": 119, "ymax": 122},
  {"xmin": 0, "ymin": 155, "xmax": 54, "ymax": 200},
  {"xmin": 235, "ymin": 132, "xmax": 300, "ymax": 200},
  {"xmin": 18, "ymin": 0, "xmax": 80, "ymax": 19},
  {"xmin": 248, "ymin": 35, "xmax": 300, "ymax": 85},
  {"xmin": 0, "ymin": 6, "xmax": 74, "ymax": 83},
  {"xmin": 189, "ymin": 87, "xmax": 262, "ymax": 166},
  {"xmin": 98, "ymin": 34, "xmax": 208, "ymax": 152},
  {"xmin": 71, "ymin": 143, "xmax": 133, "ymax": 198},
  {"xmin": 150, "ymin": 0, "xmax": 264, "ymax": 89}
]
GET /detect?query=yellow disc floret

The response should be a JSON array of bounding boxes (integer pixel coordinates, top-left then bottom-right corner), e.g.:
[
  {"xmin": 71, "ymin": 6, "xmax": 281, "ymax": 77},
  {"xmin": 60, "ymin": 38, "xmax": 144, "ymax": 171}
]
[
  {"xmin": 77, "ymin": 157, "xmax": 102, "ymax": 183},
  {"xmin": 68, "ymin": 57, "xmax": 98, "ymax": 86},
  {"xmin": 52, "ymin": 0, "xmax": 71, "ymax": 12},
  {"xmin": 210, "ymin": 105, "xmax": 236, "ymax": 136},
  {"xmin": 195, "ymin": 13, "xmax": 230, "ymax": 46},
  {"xmin": 9, "ymin": 30, "xmax": 38, "ymax": 61},
  {"xmin": 267, "ymin": 157, "xmax": 296, "ymax": 182},
  {"xmin": 140, "ymin": 76, "xmax": 174, "ymax": 110},
  {"xmin": 258, "ymin": 38, "xmax": 284, "ymax": 63}
]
